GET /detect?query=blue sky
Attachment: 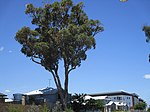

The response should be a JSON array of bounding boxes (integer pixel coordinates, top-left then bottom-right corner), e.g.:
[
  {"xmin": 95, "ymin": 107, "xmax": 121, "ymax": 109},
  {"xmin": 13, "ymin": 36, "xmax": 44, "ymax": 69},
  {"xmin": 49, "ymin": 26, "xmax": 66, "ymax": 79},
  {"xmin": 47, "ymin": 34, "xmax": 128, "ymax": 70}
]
[{"xmin": 0, "ymin": 0, "xmax": 150, "ymax": 105}]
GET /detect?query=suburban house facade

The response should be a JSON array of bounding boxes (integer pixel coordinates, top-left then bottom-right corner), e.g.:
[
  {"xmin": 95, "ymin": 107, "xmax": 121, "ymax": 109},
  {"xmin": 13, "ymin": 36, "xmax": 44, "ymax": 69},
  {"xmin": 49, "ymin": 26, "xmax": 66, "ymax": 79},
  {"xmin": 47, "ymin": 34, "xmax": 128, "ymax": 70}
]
[
  {"xmin": 87, "ymin": 90, "xmax": 145, "ymax": 112},
  {"xmin": 0, "ymin": 92, "xmax": 7, "ymax": 103}
]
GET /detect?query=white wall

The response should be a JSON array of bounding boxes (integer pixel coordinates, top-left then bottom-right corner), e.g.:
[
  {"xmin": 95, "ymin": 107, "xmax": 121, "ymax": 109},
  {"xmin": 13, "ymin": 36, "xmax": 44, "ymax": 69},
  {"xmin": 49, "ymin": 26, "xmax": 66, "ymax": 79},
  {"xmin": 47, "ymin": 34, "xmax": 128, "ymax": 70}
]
[{"xmin": 107, "ymin": 95, "xmax": 133, "ymax": 107}]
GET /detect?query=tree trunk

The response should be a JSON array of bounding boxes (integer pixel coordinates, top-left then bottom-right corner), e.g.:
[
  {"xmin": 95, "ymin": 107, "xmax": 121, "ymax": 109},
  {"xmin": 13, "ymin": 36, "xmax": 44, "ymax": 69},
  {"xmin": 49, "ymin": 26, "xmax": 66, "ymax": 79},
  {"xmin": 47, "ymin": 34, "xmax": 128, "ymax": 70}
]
[
  {"xmin": 57, "ymin": 87, "xmax": 67, "ymax": 111},
  {"xmin": 48, "ymin": 63, "xmax": 70, "ymax": 111},
  {"xmin": 64, "ymin": 71, "xmax": 69, "ymax": 107},
  {"xmin": 49, "ymin": 69, "xmax": 67, "ymax": 111}
]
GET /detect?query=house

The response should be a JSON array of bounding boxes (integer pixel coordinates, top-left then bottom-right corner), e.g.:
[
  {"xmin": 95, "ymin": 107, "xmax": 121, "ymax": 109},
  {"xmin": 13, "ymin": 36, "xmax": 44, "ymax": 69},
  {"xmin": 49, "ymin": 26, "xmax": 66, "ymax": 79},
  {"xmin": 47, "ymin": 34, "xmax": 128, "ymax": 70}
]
[
  {"xmin": 13, "ymin": 87, "xmax": 71, "ymax": 106},
  {"xmin": 87, "ymin": 90, "xmax": 145, "ymax": 111},
  {"xmin": 105, "ymin": 101, "xmax": 117, "ymax": 112},
  {"xmin": 104, "ymin": 101, "xmax": 128, "ymax": 112},
  {"xmin": 0, "ymin": 92, "xmax": 7, "ymax": 103},
  {"xmin": 88, "ymin": 90, "xmax": 144, "ymax": 108},
  {"xmin": 84, "ymin": 95, "xmax": 111, "ymax": 104},
  {"xmin": 13, "ymin": 93, "xmax": 24, "ymax": 104},
  {"xmin": 24, "ymin": 87, "xmax": 60, "ymax": 105}
]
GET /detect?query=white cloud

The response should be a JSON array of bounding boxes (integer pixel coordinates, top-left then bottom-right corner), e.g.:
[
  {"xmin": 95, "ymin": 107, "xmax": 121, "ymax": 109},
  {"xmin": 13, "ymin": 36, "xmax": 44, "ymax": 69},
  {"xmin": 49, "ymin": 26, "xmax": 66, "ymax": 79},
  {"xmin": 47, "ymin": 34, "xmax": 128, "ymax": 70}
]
[
  {"xmin": 5, "ymin": 90, "xmax": 11, "ymax": 93},
  {"xmin": 0, "ymin": 46, "xmax": 4, "ymax": 51},
  {"xmin": 144, "ymin": 74, "xmax": 150, "ymax": 79},
  {"xmin": 8, "ymin": 50, "xmax": 12, "ymax": 53},
  {"xmin": 25, "ymin": 4, "xmax": 28, "ymax": 7}
]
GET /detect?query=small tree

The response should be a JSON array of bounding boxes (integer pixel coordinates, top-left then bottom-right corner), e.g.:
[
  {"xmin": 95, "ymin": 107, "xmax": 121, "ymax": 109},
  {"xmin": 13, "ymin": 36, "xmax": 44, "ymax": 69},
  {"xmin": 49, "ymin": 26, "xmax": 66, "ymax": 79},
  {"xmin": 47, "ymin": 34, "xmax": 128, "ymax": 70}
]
[
  {"xmin": 71, "ymin": 94, "xmax": 104, "ymax": 111},
  {"xmin": 86, "ymin": 99, "xmax": 104, "ymax": 111},
  {"xmin": 147, "ymin": 107, "xmax": 150, "ymax": 112},
  {"xmin": 71, "ymin": 93, "xmax": 86, "ymax": 111},
  {"xmin": 134, "ymin": 102, "xmax": 147, "ymax": 110},
  {"xmin": 15, "ymin": 0, "xmax": 103, "ymax": 110}
]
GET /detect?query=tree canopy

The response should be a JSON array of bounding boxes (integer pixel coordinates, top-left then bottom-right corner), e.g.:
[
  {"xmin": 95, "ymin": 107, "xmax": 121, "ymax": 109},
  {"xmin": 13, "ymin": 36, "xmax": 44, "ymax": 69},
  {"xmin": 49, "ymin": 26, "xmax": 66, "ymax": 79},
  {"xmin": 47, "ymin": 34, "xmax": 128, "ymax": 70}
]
[
  {"xmin": 15, "ymin": 0, "xmax": 103, "ymax": 110},
  {"xmin": 143, "ymin": 26, "xmax": 150, "ymax": 61},
  {"xmin": 71, "ymin": 94, "xmax": 104, "ymax": 111},
  {"xmin": 134, "ymin": 102, "xmax": 147, "ymax": 110},
  {"xmin": 143, "ymin": 26, "xmax": 150, "ymax": 42}
]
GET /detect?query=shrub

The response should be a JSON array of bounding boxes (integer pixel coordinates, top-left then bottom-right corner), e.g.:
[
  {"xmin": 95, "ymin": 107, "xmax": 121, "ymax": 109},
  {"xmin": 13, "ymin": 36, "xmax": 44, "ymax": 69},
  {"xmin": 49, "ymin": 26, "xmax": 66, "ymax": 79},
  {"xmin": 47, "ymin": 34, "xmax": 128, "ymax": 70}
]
[
  {"xmin": 66, "ymin": 108, "xmax": 74, "ymax": 112},
  {"xmin": 7, "ymin": 104, "xmax": 24, "ymax": 112},
  {"xmin": 25, "ymin": 105, "xmax": 40, "ymax": 112},
  {"xmin": 0, "ymin": 103, "xmax": 8, "ymax": 112},
  {"xmin": 39, "ymin": 104, "xmax": 50, "ymax": 112},
  {"xmin": 147, "ymin": 108, "xmax": 150, "ymax": 112}
]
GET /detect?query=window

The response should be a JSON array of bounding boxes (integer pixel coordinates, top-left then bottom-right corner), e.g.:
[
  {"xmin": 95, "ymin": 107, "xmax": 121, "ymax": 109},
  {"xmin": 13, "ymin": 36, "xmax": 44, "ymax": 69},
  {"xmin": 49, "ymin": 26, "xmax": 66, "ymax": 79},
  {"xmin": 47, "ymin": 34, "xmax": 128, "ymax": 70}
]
[
  {"xmin": 123, "ymin": 97, "xmax": 125, "ymax": 100},
  {"xmin": 117, "ymin": 97, "xmax": 122, "ymax": 100},
  {"xmin": 129, "ymin": 97, "xmax": 130, "ymax": 99},
  {"xmin": 127, "ymin": 97, "xmax": 130, "ymax": 99},
  {"xmin": 129, "ymin": 102, "xmax": 130, "ymax": 106}
]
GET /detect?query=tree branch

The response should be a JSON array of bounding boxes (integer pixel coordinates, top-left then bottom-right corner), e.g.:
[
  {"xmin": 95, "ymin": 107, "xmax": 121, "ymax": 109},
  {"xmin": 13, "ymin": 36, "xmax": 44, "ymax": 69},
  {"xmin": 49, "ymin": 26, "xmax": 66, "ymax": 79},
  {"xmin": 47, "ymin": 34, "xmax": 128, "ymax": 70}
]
[
  {"xmin": 31, "ymin": 57, "xmax": 41, "ymax": 65},
  {"xmin": 68, "ymin": 66, "xmax": 76, "ymax": 74}
]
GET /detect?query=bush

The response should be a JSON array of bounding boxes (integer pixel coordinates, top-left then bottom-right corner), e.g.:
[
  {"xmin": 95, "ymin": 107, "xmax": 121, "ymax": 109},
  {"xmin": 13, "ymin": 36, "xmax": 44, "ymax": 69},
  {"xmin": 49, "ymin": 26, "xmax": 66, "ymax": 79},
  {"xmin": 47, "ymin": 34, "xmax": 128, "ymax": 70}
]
[
  {"xmin": 66, "ymin": 108, "xmax": 74, "ymax": 112},
  {"xmin": 0, "ymin": 103, "xmax": 8, "ymax": 112},
  {"xmin": 147, "ymin": 108, "xmax": 150, "ymax": 112},
  {"xmin": 0, "ymin": 103, "xmax": 73, "ymax": 112},
  {"xmin": 134, "ymin": 102, "xmax": 147, "ymax": 110},
  {"xmin": 26, "ymin": 105, "xmax": 40, "ymax": 112},
  {"xmin": 39, "ymin": 104, "xmax": 50, "ymax": 112},
  {"xmin": 7, "ymin": 104, "xmax": 24, "ymax": 112}
]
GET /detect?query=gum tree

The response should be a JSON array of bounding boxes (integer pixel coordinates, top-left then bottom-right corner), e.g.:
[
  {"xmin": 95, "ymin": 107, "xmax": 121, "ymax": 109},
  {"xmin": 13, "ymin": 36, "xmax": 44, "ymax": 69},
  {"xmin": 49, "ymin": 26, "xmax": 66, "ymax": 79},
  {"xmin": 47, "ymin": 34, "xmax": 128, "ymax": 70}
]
[{"xmin": 15, "ymin": 0, "xmax": 103, "ymax": 110}]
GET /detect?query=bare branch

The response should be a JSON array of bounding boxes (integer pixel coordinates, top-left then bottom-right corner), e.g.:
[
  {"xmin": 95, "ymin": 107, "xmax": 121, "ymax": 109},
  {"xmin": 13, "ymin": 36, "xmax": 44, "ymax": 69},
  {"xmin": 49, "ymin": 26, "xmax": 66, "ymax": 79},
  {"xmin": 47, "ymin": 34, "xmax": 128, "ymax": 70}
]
[
  {"xmin": 68, "ymin": 66, "xmax": 76, "ymax": 74},
  {"xmin": 31, "ymin": 57, "xmax": 41, "ymax": 65}
]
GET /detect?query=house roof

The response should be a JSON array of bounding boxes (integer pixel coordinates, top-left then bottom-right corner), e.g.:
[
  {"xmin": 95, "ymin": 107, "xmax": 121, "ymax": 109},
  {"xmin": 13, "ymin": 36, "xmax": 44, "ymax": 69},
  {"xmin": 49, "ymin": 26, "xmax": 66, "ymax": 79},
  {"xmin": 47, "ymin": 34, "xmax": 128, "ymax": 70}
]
[
  {"xmin": 85, "ymin": 95, "xmax": 110, "ymax": 100},
  {"xmin": 114, "ymin": 102, "xmax": 127, "ymax": 106},
  {"xmin": 88, "ymin": 91, "xmax": 135, "ymax": 97},
  {"xmin": 106, "ymin": 101, "xmax": 114, "ymax": 106},
  {"xmin": 5, "ymin": 99, "xmax": 13, "ymax": 103},
  {"xmin": 106, "ymin": 101, "xmax": 127, "ymax": 106},
  {"xmin": 131, "ymin": 93, "xmax": 139, "ymax": 98},
  {"xmin": 0, "ymin": 92, "xmax": 7, "ymax": 96},
  {"xmin": 25, "ymin": 89, "xmax": 43, "ymax": 95},
  {"xmin": 24, "ymin": 87, "xmax": 57, "ymax": 96}
]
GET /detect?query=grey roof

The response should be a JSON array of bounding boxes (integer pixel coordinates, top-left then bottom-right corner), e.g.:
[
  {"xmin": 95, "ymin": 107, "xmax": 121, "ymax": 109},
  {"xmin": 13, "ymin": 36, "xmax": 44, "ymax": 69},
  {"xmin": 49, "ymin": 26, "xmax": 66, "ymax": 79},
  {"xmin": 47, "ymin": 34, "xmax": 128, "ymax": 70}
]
[
  {"xmin": 88, "ymin": 91, "xmax": 135, "ymax": 97},
  {"xmin": 131, "ymin": 93, "xmax": 139, "ymax": 98},
  {"xmin": 24, "ymin": 87, "xmax": 58, "ymax": 96},
  {"xmin": 0, "ymin": 93, "xmax": 7, "ymax": 96}
]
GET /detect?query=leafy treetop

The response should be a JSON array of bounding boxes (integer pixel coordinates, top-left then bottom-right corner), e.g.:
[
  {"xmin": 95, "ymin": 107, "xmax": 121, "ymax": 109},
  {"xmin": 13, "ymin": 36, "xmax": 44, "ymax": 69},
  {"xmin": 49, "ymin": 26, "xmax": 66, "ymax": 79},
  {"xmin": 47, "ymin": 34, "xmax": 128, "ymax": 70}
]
[
  {"xmin": 15, "ymin": 0, "xmax": 103, "ymax": 73},
  {"xmin": 143, "ymin": 26, "xmax": 150, "ymax": 42}
]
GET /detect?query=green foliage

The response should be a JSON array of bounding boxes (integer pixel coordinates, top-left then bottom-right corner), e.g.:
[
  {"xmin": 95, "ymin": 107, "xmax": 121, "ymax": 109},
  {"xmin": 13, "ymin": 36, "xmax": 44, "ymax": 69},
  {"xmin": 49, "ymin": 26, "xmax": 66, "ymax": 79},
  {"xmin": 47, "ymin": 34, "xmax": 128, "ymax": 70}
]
[
  {"xmin": 71, "ymin": 93, "xmax": 86, "ymax": 111},
  {"xmin": 134, "ymin": 102, "xmax": 147, "ymax": 110},
  {"xmin": 86, "ymin": 99, "xmax": 104, "ymax": 111},
  {"xmin": 51, "ymin": 103, "xmax": 62, "ymax": 112},
  {"xmin": 15, "ymin": 0, "xmax": 103, "ymax": 72},
  {"xmin": 143, "ymin": 26, "xmax": 150, "ymax": 62},
  {"xmin": 143, "ymin": 26, "xmax": 150, "ymax": 42},
  {"xmin": 39, "ymin": 104, "xmax": 50, "ymax": 112},
  {"xmin": 7, "ymin": 104, "xmax": 24, "ymax": 112},
  {"xmin": 147, "ymin": 108, "xmax": 150, "ymax": 112},
  {"xmin": 26, "ymin": 105, "xmax": 40, "ymax": 112},
  {"xmin": 65, "ymin": 107, "xmax": 74, "ymax": 112},
  {"xmin": 71, "ymin": 94, "xmax": 104, "ymax": 111}
]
